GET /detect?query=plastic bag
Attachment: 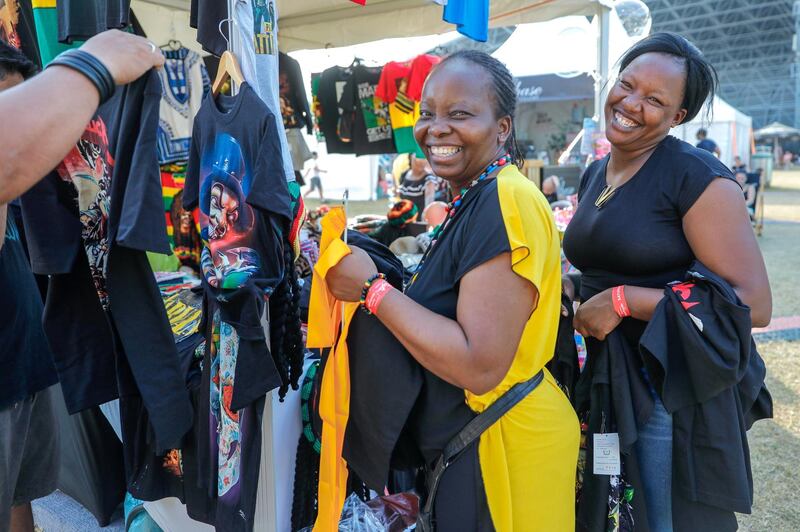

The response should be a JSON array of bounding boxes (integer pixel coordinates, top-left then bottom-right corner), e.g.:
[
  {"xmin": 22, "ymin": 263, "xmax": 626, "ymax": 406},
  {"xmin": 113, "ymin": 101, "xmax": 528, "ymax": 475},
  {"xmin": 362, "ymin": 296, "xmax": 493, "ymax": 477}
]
[{"xmin": 300, "ymin": 492, "xmax": 419, "ymax": 532}]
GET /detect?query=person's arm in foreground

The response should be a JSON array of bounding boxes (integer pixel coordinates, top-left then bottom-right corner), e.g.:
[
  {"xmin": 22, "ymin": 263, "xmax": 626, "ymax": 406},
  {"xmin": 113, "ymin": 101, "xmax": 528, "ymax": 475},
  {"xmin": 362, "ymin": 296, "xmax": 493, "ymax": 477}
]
[
  {"xmin": 0, "ymin": 30, "xmax": 164, "ymax": 204},
  {"xmin": 575, "ymin": 177, "xmax": 772, "ymax": 340},
  {"xmin": 329, "ymin": 249, "xmax": 535, "ymax": 395}
]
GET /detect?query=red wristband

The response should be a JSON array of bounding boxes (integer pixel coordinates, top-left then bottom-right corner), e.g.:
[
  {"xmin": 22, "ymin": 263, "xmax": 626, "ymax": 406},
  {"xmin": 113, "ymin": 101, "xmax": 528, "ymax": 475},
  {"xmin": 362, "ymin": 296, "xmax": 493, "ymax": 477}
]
[
  {"xmin": 364, "ymin": 279, "xmax": 393, "ymax": 315},
  {"xmin": 611, "ymin": 285, "xmax": 631, "ymax": 318}
]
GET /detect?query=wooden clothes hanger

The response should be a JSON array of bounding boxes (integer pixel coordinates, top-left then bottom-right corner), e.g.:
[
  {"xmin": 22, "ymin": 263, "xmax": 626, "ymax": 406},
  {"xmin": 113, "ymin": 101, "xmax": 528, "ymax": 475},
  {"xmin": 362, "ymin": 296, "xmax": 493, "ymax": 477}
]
[
  {"xmin": 212, "ymin": 18, "xmax": 245, "ymax": 96},
  {"xmin": 212, "ymin": 50, "xmax": 245, "ymax": 96}
]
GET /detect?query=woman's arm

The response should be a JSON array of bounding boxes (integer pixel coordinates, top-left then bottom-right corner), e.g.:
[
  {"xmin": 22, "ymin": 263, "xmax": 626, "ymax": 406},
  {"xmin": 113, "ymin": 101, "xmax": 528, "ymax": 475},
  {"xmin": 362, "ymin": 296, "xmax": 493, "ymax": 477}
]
[
  {"xmin": 575, "ymin": 177, "xmax": 771, "ymax": 338},
  {"xmin": 328, "ymin": 248, "xmax": 535, "ymax": 395},
  {"xmin": 683, "ymin": 177, "xmax": 771, "ymax": 326},
  {"xmin": 623, "ymin": 178, "xmax": 770, "ymax": 325}
]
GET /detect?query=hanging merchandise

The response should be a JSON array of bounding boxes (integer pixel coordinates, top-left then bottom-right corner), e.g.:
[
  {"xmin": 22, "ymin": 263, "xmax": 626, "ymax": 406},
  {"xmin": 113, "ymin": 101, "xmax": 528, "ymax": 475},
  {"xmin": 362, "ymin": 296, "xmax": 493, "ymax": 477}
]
[
  {"xmin": 232, "ymin": 0, "xmax": 295, "ymax": 182},
  {"xmin": 338, "ymin": 64, "xmax": 394, "ymax": 156},
  {"xmin": 279, "ymin": 51, "xmax": 313, "ymax": 133},
  {"xmin": 316, "ymin": 65, "xmax": 355, "ymax": 154},
  {"xmin": 161, "ymin": 165, "xmax": 203, "ymax": 273},
  {"xmin": 32, "ymin": 0, "xmax": 80, "ymax": 65},
  {"xmin": 56, "ymin": 0, "xmax": 131, "ymax": 44},
  {"xmin": 184, "ymin": 79, "xmax": 303, "ymax": 531},
  {"xmin": 310, "ymin": 72, "xmax": 325, "ymax": 142},
  {"xmin": 286, "ymin": 127, "xmax": 312, "ymax": 172},
  {"xmin": 442, "ymin": 0, "xmax": 490, "ymax": 42},
  {"xmin": 190, "ymin": 0, "xmax": 227, "ymax": 56},
  {"xmin": 0, "ymin": 0, "xmax": 43, "ymax": 67},
  {"xmin": 376, "ymin": 54, "xmax": 440, "ymax": 155},
  {"xmin": 157, "ymin": 46, "xmax": 211, "ymax": 164},
  {"xmin": 20, "ymin": 71, "xmax": 194, "ymax": 454}
]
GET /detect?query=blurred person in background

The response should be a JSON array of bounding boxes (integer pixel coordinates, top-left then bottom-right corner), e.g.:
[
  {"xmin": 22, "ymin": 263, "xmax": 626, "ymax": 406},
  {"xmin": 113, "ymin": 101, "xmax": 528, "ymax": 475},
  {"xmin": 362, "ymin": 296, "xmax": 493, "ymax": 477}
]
[{"xmin": 696, "ymin": 127, "xmax": 721, "ymax": 157}]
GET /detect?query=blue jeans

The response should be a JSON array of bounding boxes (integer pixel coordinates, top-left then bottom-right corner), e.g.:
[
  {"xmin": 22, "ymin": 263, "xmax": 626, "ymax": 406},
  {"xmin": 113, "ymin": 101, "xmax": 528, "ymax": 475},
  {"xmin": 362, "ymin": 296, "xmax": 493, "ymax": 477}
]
[{"xmin": 634, "ymin": 397, "xmax": 673, "ymax": 532}]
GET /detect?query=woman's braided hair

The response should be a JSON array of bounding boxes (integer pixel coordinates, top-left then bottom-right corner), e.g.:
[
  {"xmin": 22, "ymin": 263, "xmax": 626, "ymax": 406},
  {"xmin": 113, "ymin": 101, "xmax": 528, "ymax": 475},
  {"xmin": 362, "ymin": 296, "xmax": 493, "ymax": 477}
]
[{"xmin": 436, "ymin": 50, "xmax": 525, "ymax": 169}]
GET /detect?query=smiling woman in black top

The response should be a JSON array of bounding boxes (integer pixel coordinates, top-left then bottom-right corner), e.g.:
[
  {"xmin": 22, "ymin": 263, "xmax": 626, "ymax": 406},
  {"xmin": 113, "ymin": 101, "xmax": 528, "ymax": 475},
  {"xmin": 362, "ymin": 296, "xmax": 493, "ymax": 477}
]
[{"xmin": 563, "ymin": 33, "xmax": 771, "ymax": 531}]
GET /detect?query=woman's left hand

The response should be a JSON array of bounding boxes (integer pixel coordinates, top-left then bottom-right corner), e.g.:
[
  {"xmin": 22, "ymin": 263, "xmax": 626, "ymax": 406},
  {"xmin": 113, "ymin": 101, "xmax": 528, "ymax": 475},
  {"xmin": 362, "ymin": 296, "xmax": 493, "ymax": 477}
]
[
  {"xmin": 327, "ymin": 245, "xmax": 378, "ymax": 302},
  {"xmin": 574, "ymin": 288, "xmax": 623, "ymax": 341}
]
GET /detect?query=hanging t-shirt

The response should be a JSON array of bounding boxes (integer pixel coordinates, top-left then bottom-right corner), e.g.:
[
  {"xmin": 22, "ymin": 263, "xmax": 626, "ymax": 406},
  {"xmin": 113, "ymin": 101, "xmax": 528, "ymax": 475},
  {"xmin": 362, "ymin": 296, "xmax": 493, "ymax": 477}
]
[
  {"xmin": 310, "ymin": 72, "xmax": 325, "ymax": 142},
  {"xmin": 0, "ymin": 0, "xmax": 43, "ymax": 67},
  {"xmin": 317, "ymin": 65, "xmax": 355, "ymax": 154},
  {"xmin": 20, "ymin": 70, "xmax": 194, "ymax": 452},
  {"xmin": 233, "ymin": 0, "xmax": 295, "ymax": 182},
  {"xmin": 190, "ymin": 0, "xmax": 227, "ymax": 57},
  {"xmin": 406, "ymin": 53, "xmax": 440, "ymax": 101},
  {"xmin": 32, "ymin": 0, "xmax": 80, "ymax": 65},
  {"xmin": 443, "ymin": 0, "xmax": 489, "ymax": 42},
  {"xmin": 184, "ymin": 82, "xmax": 293, "ymax": 532},
  {"xmin": 339, "ymin": 64, "xmax": 394, "ymax": 156},
  {"xmin": 56, "ymin": 0, "xmax": 130, "ymax": 43},
  {"xmin": 279, "ymin": 51, "xmax": 312, "ymax": 133},
  {"xmin": 157, "ymin": 47, "xmax": 211, "ymax": 164},
  {"xmin": 0, "ymin": 213, "xmax": 58, "ymax": 410}
]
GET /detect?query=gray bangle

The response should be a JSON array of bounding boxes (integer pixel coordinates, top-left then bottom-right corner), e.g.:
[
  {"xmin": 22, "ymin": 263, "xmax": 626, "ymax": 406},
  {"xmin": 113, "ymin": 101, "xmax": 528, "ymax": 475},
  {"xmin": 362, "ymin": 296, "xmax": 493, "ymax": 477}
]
[{"xmin": 47, "ymin": 49, "xmax": 116, "ymax": 104}]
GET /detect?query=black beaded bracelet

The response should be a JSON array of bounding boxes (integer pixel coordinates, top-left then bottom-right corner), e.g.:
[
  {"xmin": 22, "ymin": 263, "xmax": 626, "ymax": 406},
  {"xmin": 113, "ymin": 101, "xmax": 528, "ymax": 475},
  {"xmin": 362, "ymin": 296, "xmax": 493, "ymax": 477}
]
[
  {"xmin": 47, "ymin": 49, "xmax": 116, "ymax": 105},
  {"xmin": 359, "ymin": 273, "xmax": 386, "ymax": 314}
]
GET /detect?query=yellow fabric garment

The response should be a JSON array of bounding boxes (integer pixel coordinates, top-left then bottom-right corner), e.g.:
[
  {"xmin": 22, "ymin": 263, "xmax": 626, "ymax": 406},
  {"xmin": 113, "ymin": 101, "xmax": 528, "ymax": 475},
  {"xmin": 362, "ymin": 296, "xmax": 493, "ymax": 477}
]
[
  {"xmin": 469, "ymin": 165, "xmax": 580, "ymax": 531},
  {"xmin": 307, "ymin": 207, "xmax": 358, "ymax": 532}
]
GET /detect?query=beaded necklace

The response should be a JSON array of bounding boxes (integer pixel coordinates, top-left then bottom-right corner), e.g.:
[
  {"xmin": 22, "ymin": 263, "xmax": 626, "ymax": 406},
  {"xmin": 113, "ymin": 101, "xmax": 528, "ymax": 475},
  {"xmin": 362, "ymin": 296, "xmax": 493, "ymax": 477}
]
[{"xmin": 407, "ymin": 154, "xmax": 511, "ymax": 287}]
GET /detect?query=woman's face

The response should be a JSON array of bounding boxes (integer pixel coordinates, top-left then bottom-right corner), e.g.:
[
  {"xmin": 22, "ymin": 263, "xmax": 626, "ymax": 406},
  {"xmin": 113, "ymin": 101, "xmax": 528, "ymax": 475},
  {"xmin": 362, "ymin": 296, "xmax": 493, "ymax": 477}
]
[
  {"xmin": 415, "ymin": 60, "xmax": 511, "ymax": 185},
  {"xmin": 604, "ymin": 52, "xmax": 688, "ymax": 152}
]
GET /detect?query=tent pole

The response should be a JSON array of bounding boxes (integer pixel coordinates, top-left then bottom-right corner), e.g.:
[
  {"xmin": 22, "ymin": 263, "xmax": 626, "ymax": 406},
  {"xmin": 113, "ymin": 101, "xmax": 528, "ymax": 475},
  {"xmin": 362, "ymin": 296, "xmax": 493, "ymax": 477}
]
[
  {"xmin": 228, "ymin": 0, "xmax": 240, "ymax": 95},
  {"xmin": 594, "ymin": 4, "xmax": 611, "ymax": 125}
]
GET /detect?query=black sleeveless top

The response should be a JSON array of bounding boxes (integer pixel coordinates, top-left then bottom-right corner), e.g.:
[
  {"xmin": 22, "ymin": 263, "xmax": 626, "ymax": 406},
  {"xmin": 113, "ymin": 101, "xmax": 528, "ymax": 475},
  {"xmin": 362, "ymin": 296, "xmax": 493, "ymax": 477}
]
[{"xmin": 563, "ymin": 135, "xmax": 735, "ymax": 302}]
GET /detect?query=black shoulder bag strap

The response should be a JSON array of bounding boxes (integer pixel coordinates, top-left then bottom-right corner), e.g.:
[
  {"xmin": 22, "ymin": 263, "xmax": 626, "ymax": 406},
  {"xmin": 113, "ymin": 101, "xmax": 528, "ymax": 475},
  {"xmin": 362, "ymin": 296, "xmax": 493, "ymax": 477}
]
[{"xmin": 417, "ymin": 369, "xmax": 545, "ymax": 532}]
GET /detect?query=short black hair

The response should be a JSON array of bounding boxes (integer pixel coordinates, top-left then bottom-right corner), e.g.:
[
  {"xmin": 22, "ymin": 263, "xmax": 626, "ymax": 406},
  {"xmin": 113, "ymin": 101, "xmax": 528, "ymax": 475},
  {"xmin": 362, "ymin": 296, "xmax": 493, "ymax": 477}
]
[
  {"xmin": 697, "ymin": 128, "xmax": 707, "ymax": 137},
  {"xmin": 0, "ymin": 40, "xmax": 38, "ymax": 81},
  {"xmin": 437, "ymin": 50, "xmax": 524, "ymax": 168},
  {"xmin": 618, "ymin": 32, "xmax": 718, "ymax": 124}
]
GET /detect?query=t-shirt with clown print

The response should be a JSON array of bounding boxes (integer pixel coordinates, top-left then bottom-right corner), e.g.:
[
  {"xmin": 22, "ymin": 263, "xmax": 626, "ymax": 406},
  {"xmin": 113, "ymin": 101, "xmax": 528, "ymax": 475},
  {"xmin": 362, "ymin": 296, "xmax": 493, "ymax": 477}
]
[{"xmin": 184, "ymin": 82, "xmax": 292, "ymax": 532}]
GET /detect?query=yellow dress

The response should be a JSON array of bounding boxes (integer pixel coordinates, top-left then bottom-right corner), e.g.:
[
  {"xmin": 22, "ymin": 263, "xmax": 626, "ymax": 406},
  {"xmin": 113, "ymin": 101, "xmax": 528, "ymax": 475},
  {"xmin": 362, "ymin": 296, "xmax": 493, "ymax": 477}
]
[{"xmin": 405, "ymin": 164, "xmax": 580, "ymax": 531}]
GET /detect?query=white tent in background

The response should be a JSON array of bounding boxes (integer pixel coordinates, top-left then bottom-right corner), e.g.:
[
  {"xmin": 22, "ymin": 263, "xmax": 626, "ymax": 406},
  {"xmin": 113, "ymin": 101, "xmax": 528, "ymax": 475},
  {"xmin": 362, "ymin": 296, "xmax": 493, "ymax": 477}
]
[
  {"xmin": 134, "ymin": 0, "xmax": 615, "ymax": 52},
  {"xmin": 671, "ymin": 96, "xmax": 753, "ymax": 168}
]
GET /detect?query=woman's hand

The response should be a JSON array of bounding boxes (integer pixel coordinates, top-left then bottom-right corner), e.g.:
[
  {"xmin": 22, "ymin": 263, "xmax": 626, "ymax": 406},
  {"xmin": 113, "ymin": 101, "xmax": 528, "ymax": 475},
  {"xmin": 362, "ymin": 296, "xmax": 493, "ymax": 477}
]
[
  {"xmin": 327, "ymin": 245, "xmax": 378, "ymax": 302},
  {"xmin": 574, "ymin": 288, "xmax": 622, "ymax": 341}
]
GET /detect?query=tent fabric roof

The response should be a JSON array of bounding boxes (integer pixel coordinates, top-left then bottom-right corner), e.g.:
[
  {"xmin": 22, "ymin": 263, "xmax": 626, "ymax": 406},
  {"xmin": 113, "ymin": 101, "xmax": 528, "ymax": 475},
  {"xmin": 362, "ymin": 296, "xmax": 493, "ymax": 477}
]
[
  {"xmin": 138, "ymin": 0, "xmax": 611, "ymax": 51},
  {"xmin": 754, "ymin": 122, "xmax": 800, "ymax": 139}
]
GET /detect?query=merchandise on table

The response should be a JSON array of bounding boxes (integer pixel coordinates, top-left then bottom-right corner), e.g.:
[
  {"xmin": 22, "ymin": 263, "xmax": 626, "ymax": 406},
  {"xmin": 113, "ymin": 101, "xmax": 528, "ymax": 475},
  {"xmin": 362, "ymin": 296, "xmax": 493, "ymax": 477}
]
[
  {"xmin": 157, "ymin": 47, "xmax": 210, "ymax": 165},
  {"xmin": 20, "ymin": 71, "xmax": 193, "ymax": 454}
]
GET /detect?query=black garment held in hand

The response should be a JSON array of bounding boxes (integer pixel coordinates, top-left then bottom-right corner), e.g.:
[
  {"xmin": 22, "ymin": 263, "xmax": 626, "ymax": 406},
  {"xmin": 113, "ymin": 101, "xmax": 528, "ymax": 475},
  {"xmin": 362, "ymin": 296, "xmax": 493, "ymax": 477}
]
[{"xmin": 21, "ymin": 71, "xmax": 193, "ymax": 453}]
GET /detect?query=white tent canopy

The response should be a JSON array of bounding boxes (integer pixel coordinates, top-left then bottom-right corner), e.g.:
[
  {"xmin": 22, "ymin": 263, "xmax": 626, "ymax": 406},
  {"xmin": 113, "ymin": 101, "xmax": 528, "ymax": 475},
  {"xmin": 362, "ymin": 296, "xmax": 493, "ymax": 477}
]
[
  {"xmin": 671, "ymin": 96, "xmax": 753, "ymax": 168},
  {"xmin": 135, "ymin": 0, "xmax": 613, "ymax": 52}
]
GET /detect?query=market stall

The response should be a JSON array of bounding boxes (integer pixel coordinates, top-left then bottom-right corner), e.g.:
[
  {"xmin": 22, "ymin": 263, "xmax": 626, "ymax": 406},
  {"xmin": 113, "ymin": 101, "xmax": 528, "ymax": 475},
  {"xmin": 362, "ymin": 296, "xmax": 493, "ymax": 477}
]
[{"xmin": 7, "ymin": 2, "xmax": 619, "ymax": 532}]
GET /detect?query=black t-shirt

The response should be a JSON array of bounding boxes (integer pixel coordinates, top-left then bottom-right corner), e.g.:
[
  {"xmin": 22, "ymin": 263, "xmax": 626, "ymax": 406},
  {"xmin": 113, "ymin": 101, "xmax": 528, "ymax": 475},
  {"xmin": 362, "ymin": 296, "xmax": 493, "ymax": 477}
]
[
  {"xmin": 57, "ymin": 0, "xmax": 131, "ymax": 43},
  {"xmin": 399, "ymin": 171, "xmax": 438, "ymax": 215},
  {"xmin": 279, "ymin": 52, "xmax": 313, "ymax": 134},
  {"xmin": 563, "ymin": 135, "xmax": 734, "ymax": 303},
  {"xmin": 317, "ymin": 65, "xmax": 355, "ymax": 154},
  {"xmin": 21, "ymin": 70, "xmax": 193, "ymax": 452},
  {"xmin": 190, "ymin": 0, "xmax": 227, "ymax": 57},
  {"xmin": 0, "ymin": 213, "xmax": 58, "ymax": 409},
  {"xmin": 184, "ymin": 83, "xmax": 293, "ymax": 531},
  {"xmin": 339, "ymin": 65, "xmax": 394, "ymax": 156}
]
